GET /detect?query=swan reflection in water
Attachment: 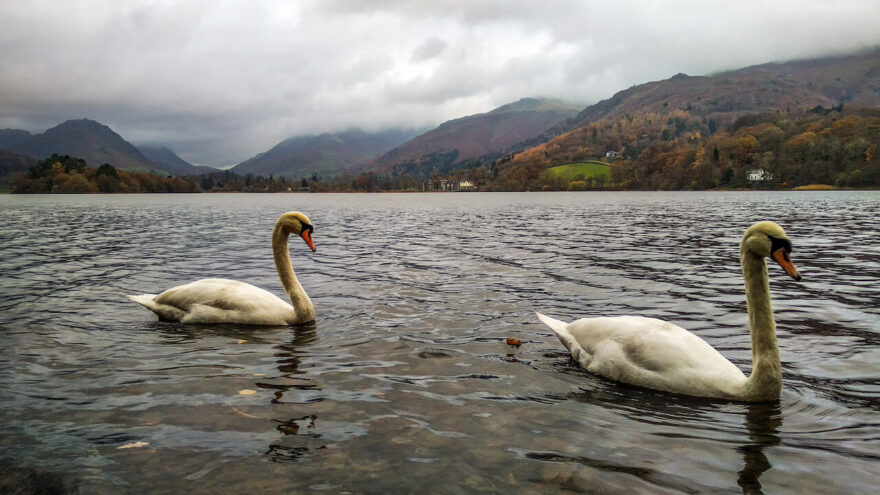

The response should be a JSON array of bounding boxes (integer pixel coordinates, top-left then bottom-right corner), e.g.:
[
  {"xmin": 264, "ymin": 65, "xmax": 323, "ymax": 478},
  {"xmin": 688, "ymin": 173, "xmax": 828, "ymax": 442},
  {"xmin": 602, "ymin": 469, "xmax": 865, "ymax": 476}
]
[
  {"xmin": 260, "ymin": 324, "xmax": 326, "ymax": 462},
  {"xmin": 737, "ymin": 402, "xmax": 782, "ymax": 494},
  {"xmin": 152, "ymin": 321, "xmax": 325, "ymax": 463},
  {"xmin": 553, "ymin": 377, "xmax": 784, "ymax": 493},
  {"xmin": 257, "ymin": 323, "xmax": 319, "ymax": 404}
]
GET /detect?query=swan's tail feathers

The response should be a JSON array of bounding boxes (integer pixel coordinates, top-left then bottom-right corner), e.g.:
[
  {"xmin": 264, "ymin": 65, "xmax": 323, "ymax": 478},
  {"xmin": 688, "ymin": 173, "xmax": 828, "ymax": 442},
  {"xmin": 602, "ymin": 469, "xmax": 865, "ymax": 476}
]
[
  {"xmin": 536, "ymin": 312, "xmax": 576, "ymax": 352},
  {"xmin": 537, "ymin": 312, "xmax": 593, "ymax": 367},
  {"xmin": 536, "ymin": 312, "xmax": 567, "ymax": 334},
  {"xmin": 127, "ymin": 294, "xmax": 157, "ymax": 307},
  {"xmin": 127, "ymin": 294, "xmax": 183, "ymax": 322}
]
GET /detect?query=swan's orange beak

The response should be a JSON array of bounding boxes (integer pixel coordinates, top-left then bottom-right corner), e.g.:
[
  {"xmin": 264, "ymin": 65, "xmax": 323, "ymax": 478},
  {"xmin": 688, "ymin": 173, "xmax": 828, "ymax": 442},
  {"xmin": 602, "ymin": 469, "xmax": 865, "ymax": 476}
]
[
  {"xmin": 301, "ymin": 230, "xmax": 316, "ymax": 252},
  {"xmin": 771, "ymin": 248, "xmax": 801, "ymax": 281}
]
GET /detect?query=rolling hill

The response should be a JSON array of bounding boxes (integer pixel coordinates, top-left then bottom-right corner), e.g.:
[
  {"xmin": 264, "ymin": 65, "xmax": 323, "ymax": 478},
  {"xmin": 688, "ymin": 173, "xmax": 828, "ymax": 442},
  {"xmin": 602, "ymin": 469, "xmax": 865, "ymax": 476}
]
[
  {"xmin": 362, "ymin": 97, "xmax": 581, "ymax": 178},
  {"xmin": 232, "ymin": 128, "xmax": 419, "ymax": 179},
  {"xmin": 540, "ymin": 49, "xmax": 880, "ymax": 143}
]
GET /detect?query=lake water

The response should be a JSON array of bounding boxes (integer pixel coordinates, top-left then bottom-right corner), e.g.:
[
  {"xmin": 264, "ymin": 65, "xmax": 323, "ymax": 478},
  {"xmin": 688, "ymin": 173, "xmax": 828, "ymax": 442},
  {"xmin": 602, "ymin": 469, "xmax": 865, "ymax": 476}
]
[{"xmin": 1, "ymin": 191, "xmax": 878, "ymax": 494}]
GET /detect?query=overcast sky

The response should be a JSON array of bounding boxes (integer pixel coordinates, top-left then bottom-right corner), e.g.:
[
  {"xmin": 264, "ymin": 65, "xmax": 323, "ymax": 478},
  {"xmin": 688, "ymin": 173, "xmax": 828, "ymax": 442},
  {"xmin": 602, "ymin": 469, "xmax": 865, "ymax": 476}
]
[{"xmin": 1, "ymin": 1, "xmax": 879, "ymax": 167}]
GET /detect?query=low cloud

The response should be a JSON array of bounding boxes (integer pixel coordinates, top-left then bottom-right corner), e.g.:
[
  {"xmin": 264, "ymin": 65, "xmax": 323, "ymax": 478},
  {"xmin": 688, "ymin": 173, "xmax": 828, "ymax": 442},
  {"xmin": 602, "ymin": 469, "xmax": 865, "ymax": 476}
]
[{"xmin": 1, "ymin": 0, "xmax": 878, "ymax": 167}]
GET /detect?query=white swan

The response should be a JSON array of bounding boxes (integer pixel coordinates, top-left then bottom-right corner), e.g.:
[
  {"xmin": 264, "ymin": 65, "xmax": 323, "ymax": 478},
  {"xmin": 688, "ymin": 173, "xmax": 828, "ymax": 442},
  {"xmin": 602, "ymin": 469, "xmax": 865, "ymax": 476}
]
[
  {"xmin": 537, "ymin": 221, "xmax": 802, "ymax": 402},
  {"xmin": 128, "ymin": 211, "xmax": 316, "ymax": 325}
]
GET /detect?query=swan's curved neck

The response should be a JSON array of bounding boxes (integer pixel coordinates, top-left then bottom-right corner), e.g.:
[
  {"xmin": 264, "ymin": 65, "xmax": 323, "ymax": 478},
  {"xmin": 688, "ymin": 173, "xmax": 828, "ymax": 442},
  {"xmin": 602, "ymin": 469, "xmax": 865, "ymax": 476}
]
[
  {"xmin": 273, "ymin": 224, "xmax": 314, "ymax": 320},
  {"xmin": 741, "ymin": 250, "xmax": 781, "ymax": 400}
]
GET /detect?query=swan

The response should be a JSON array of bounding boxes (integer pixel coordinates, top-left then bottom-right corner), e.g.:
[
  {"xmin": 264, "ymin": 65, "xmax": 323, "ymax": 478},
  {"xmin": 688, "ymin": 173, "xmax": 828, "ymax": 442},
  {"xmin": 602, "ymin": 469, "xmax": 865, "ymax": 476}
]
[
  {"xmin": 128, "ymin": 211, "xmax": 316, "ymax": 325},
  {"xmin": 537, "ymin": 221, "xmax": 802, "ymax": 402}
]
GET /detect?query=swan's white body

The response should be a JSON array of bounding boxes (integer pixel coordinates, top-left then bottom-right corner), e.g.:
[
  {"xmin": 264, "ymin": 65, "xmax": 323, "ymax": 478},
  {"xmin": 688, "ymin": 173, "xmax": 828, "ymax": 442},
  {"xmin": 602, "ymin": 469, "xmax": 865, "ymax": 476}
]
[
  {"xmin": 537, "ymin": 314, "xmax": 750, "ymax": 398},
  {"xmin": 128, "ymin": 278, "xmax": 303, "ymax": 326},
  {"xmin": 538, "ymin": 221, "xmax": 802, "ymax": 402},
  {"xmin": 128, "ymin": 212, "xmax": 316, "ymax": 325}
]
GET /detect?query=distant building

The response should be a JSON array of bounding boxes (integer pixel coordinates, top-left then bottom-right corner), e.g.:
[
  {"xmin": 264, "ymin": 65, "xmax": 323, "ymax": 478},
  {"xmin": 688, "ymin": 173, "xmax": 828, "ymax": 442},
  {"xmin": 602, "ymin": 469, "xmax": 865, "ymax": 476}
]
[
  {"xmin": 605, "ymin": 150, "xmax": 621, "ymax": 160},
  {"xmin": 746, "ymin": 168, "xmax": 773, "ymax": 182},
  {"xmin": 423, "ymin": 178, "xmax": 448, "ymax": 191},
  {"xmin": 422, "ymin": 178, "xmax": 476, "ymax": 191}
]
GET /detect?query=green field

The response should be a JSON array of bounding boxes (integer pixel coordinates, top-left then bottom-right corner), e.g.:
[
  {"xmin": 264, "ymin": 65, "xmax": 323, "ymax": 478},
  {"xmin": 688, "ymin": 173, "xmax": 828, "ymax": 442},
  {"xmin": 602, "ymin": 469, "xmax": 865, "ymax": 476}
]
[{"xmin": 542, "ymin": 161, "xmax": 611, "ymax": 182}]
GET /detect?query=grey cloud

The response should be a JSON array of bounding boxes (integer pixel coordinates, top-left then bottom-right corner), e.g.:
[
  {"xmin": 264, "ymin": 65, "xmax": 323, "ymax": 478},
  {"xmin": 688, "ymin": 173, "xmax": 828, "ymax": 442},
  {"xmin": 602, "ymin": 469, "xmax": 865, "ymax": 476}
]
[
  {"xmin": 412, "ymin": 38, "xmax": 447, "ymax": 62},
  {"xmin": 1, "ymin": 1, "xmax": 879, "ymax": 167}
]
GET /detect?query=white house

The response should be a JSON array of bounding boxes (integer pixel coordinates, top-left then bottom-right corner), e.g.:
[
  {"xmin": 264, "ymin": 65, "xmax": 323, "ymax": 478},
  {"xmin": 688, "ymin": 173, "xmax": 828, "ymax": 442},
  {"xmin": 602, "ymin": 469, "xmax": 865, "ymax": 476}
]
[
  {"xmin": 458, "ymin": 179, "xmax": 475, "ymax": 191},
  {"xmin": 605, "ymin": 150, "xmax": 621, "ymax": 160},
  {"xmin": 746, "ymin": 169, "xmax": 773, "ymax": 182},
  {"xmin": 422, "ymin": 178, "xmax": 475, "ymax": 191}
]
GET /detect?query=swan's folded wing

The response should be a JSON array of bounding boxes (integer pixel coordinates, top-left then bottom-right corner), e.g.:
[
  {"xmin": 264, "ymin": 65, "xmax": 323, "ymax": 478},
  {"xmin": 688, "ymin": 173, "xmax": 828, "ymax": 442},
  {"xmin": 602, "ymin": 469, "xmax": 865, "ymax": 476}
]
[
  {"xmin": 579, "ymin": 317, "xmax": 742, "ymax": 373},
  {"xmin": 130, "ymin": 278, "xmax": 296, "ymax": 325},
  {"xmin": 154, "ymin": 279, "xmax": 288, "ymax": 312},
  {"xmin": 561, "ymin": 316, "xmax": 747, "ymax": 397}
]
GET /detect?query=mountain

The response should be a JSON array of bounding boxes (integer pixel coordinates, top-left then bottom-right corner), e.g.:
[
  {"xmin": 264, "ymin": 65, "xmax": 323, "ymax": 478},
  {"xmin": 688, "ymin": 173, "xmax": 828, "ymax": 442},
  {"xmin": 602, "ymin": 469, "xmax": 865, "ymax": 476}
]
[
  {"xmin": 487, "ymin": 49, "xmax": 880, "ymax": 191},
  {"xmin": 365, "ymin": 98, "xmax": 580, "ymax": 175},
  {"xmin": 137, "ymin": 145, "xmax": 218, "ymax": 176},
  {"xmin": 541, "ymin": 49, "xmax": 880, "ymax": 143},
  {"xmin": 1, "ymin": 119, "xmax": 216, "ymax": 176},
  {"xmin": 232, "ymin": 128, "xmax": 418, "ymax": 179},
  {"xmin": 362, "ymin": 97, "xmax": 581, "ymax": 178},
  {"xmin": 0, "ymin": 129, "xmax": 32, "ymax": 150},
  {"xmin": 4, "ymin": 119, "xmax": 160, "ymax": 172}
]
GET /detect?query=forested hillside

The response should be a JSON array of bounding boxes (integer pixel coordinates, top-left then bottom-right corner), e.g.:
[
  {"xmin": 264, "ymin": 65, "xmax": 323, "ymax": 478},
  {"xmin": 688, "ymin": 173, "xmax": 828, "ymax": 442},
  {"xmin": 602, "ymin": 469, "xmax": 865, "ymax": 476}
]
[
  {"xmin": 365, "ymin": 98, "xmax": 580, "ymax": 178},
  {"xmin": 486, "ymin": 106, "xmax": 879, "ymax": 190},
  {"xmin": 481, "ymin": 50, "xmax": 880, "ymax": 191}
]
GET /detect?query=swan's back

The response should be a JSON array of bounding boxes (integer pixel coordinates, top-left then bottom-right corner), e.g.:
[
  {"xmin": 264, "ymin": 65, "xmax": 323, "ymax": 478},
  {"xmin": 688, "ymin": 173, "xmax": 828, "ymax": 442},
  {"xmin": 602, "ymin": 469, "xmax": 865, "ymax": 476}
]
[{"xmin": 537, "ymin": 313, "xmax": 747, "ymax": 399}]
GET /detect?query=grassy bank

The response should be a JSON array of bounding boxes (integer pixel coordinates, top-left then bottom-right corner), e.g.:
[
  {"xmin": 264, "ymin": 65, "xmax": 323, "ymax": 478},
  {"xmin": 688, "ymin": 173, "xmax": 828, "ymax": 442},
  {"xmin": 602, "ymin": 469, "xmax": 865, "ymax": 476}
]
[
  {"xmin": 538, "ymin": 161, "xmax": 612, "ymax": 190},
  {"xmin": 542, "ymin": 161, "xmax": 611, "ymax": 181},
  {"xmin": 792, "ymin": 184, "xmax": 838, "ymax": 190}
]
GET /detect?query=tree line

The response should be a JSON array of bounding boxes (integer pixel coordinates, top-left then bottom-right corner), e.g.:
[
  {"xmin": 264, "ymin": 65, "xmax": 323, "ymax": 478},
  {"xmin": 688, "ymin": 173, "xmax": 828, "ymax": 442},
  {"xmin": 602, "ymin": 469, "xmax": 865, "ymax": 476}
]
[
  {"xmin": 11, "ymin": 155, "xmax": 201, "ymax": 193},
  {"xmin": 9, "ymin": 154, "xmax": 434, "ymax": 193}
]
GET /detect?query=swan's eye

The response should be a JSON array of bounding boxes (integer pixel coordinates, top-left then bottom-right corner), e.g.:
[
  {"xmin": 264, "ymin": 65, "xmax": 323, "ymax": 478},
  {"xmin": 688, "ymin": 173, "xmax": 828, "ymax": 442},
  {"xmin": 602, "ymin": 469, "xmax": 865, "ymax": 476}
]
[
  {"xmin": 300, "ymin": 223, "xmax": 313, "ymax": 236},
  {"xmin": 767, "ymin": 235, "xmax": 791, "ymax": 253}
]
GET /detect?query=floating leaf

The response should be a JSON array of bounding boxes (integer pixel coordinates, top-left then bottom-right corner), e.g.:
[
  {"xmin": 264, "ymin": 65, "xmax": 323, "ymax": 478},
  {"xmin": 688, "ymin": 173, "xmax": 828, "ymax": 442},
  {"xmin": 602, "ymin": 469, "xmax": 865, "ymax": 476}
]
[
  {"xmin": 117, "ymin": 441, "xmax": 149, "ymax": 450},
  {"xmin": 238, "ymin": 389, "xmax": 257, "ymax": 395},
  {"xmin": 506, "ymin": 338, "xmax": 522, "ymax": 347}
]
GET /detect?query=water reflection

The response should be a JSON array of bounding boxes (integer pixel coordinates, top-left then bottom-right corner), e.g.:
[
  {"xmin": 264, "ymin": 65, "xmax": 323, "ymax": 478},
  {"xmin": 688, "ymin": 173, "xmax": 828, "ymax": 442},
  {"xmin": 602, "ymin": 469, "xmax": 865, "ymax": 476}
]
[
  {"xmin": 563, "ymin": 372, "xmax": 784, "ymax": 493},
  {"xmin": 259, "ymin": 323, "xmax": 320, "ymax": 404},
  {"xmin": 737, "ymin": 402, "xmax": 782, "ymax": 494},
  {"xmin": 264, "ymin": 324, "xmax": 326, "ymax": 462},
  {"xmin": 1, "ymin": 192, "xmax": 878, "ymax": 493},
  {"xmin": 151, "ymin": 321, "xmax": 291, "ymax": 343}
]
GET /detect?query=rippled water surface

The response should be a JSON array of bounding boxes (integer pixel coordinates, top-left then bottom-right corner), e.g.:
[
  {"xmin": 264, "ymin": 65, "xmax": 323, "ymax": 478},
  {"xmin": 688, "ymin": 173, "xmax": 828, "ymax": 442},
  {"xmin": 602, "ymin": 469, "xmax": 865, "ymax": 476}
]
[{"xmin": 1, "ymin": 191, "xmax": 878, "ymax": 494}]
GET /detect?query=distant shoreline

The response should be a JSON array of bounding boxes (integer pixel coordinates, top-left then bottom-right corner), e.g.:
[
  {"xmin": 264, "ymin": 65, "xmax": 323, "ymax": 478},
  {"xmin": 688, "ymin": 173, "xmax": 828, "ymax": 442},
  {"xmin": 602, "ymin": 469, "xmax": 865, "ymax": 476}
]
[{"xmin": 4, "ymin": 187, "xmax": 877, "ymax": 195}]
